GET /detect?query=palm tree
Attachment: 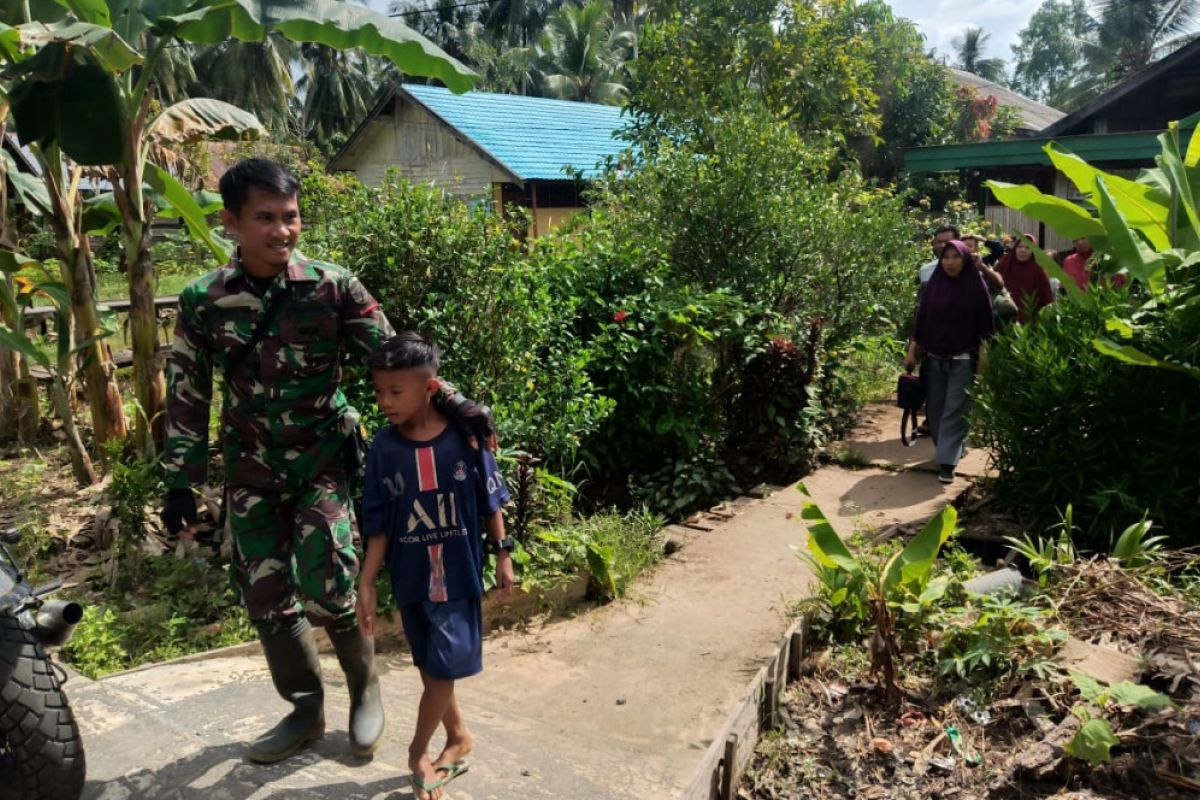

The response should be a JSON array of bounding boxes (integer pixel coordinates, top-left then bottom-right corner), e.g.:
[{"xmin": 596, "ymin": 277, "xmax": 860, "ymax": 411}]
[
  {"xmin": 1055, "ymin": 0, "xmax": 1200, "ymax": 108},
  {"xmin": 485, "ymin": 0, "xmax": 558, "ymax": 47},
  {"xmin": 1089, "ymin": 0, "xmax": 1200, "ymax": 79},
  {"xmin": 297, "ymin": 44, "xmax": 376, "ymax": 149},
  {"xmin": 537, "ymin": 0, "xmax": 634, "ymax": 103},
  {"xmin": 193, "ymin": 36, "xmax": 301, "ymax": 134},
  {"xmin": 952, "ymin": 26, "xmax": 1007, "ymax": 83}
]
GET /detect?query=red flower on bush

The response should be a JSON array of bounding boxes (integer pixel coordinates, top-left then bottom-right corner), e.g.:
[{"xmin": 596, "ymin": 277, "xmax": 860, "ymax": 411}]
[{"xmin": 613, "ymin": 310, "xmax": 629, "ymax": 323}]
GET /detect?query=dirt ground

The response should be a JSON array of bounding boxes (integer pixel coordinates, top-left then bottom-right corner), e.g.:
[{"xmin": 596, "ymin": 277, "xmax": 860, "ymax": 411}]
[{"xmin": 743, "ymin": 498, "xmax": 1200, "ymax": 800}]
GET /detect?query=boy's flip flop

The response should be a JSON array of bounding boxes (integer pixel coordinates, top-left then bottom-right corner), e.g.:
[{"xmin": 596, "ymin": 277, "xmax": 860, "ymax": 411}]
[
  {"xmin": 412, "ymin": 773, "xmax": 451, "ymax": 799},
  {"xmin": 436, "ymin": 759, "xmax": 470, "ymax": 785}
]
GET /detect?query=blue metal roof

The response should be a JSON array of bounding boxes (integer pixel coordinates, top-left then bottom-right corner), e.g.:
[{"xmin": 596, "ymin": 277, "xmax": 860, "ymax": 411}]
[{"xmin": 401, "ymin": 84, "xmax": 628, "ymax": 181}]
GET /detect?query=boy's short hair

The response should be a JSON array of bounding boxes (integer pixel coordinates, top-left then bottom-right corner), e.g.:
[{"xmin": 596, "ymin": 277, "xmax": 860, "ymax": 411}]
[
  {"xmin": 219, "ymin": 158, "xmax": 300, "ymax": 215},
  {"xmin": 368, "ymin": 332, "xmax": 440, "ymax": 373},
  {"xmin": 934, "ymin": 224, "xmax": 960, "ymax": 238}
]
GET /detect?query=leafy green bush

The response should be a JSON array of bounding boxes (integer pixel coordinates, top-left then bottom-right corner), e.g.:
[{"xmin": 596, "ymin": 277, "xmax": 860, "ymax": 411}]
[
  {"xmin": 61, "ymin": 554, "xmax": 255, "ymax": 678},
  {"xmin": 302, "ymin": 172, "xmax": 612, "ymax": 475},
  {"xmin": 972, "ymin": 289, "xmax": 1200, "ymax": 545},
  {"xmin": 521, "ymin": 510, "xmax": 663, "ymax": 601}
]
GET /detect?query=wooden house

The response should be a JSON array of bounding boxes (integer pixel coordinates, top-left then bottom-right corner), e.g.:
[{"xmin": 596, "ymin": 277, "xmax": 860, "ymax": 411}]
[
  {"xmin": 907, "ymin": 40, "xmax": 1200, "ymax": 248},
  {"xmin": 328, "ymin": 84, "xmax": 627, "ymax": 236}
]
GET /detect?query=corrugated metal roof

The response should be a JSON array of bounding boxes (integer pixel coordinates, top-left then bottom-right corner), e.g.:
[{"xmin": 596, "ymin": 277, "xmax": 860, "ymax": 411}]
[
  {"xmin": 400, "ymin": 84, "xmax": 628, "ymax": 181},
  {"xmin": 949, "ymin": 69, "xmax": 1065, "ymax": 133}
]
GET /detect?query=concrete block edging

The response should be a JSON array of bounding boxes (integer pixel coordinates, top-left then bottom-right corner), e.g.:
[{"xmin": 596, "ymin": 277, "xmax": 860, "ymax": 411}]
[{"xmin": 680, "ymin": 610, "xmax": 815, "ymax": 800}]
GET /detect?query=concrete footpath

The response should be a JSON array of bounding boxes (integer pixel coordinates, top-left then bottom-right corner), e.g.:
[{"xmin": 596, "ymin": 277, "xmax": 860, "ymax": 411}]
[{"xmin": 73, "ymin": 404, "xmax": 985, "ymax": 799}]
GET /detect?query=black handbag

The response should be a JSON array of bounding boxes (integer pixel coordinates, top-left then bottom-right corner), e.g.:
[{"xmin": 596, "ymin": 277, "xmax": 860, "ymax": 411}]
[{"xmin": 896, "ymin": 368, "xmax": 925, "ymax": 447}]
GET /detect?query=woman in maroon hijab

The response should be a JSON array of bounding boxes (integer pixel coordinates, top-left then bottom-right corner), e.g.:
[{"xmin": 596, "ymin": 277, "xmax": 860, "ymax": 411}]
[
  {"xmin": 996, "ymin": 233, "xmax": 1053, "ymax": 322},
  {"xmin": 904, "ymin": 240, "xmax": 995, "ymax": 483}
]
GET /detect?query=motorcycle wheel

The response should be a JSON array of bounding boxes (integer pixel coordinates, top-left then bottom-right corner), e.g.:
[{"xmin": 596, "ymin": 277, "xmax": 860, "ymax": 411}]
[{"xmin": 0, "ymin": 617, "xmax": 85, "ymax": 800}]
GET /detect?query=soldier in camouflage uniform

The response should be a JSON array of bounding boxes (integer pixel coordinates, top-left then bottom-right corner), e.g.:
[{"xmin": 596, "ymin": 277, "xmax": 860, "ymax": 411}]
[{"xmin": 161, "ymin": 159, "xmax": 402, "ymax": 764}]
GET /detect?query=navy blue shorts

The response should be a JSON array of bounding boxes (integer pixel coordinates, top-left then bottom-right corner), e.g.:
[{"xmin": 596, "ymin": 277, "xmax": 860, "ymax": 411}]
[{"xmin": 400, "ymin": 597, "xmax": 483, "ymax": 681}]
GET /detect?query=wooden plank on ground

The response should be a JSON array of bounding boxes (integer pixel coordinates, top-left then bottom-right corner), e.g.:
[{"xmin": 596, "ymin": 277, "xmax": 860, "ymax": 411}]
[{"xmin": 1054, "ymin": 637, "xmax": 1143, "ymax": 685}]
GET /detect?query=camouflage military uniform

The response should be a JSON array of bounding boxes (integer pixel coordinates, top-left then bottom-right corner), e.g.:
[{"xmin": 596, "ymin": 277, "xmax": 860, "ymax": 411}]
[{"xmin": 164, "ymin": 252, "xmax": 393, "ymax": 633}]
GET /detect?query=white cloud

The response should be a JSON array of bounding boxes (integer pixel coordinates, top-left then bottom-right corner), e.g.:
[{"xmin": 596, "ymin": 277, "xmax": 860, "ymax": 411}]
[{"xmin": 885, "ymin": 0, "xmax": 1043, "ymax": 64}]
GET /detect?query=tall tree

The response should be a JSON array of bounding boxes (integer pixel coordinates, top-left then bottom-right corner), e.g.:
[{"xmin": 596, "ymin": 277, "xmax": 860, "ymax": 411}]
[
  {"xmin": 1010, "ymin": 0, "xmax": 1090, "ymax": 106},
  {"xmin": 298, "ymin": 43, "xmax": 375, "ymax": 150},
  {"xmin": 1087, "ymin": 0, "xmax": 1200, "ymax": 81},
  {"xmin": 3, "ymin": 0, "xmax": 475, "ymax": 456},
  {"xmin": 537, "ymin": 0, "xmax": 633, "ymax": 104},
  {"xmin": 952, "ymin": 26, "xmax": 1008, "ymax": 83},
  {"xmin": 194, "ymin": 36, "xmax": 301, "ymax": 134},
  {"xmin": 484, "ymin": 0, "xmax": 558, "ymax": 47}
]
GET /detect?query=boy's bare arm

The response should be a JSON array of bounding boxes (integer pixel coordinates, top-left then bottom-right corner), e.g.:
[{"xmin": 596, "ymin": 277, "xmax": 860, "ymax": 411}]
[
  {"xmin": 356, "ymin": 534, "xmax": 388, "ymax": 635},
  {"xmin": 486, "ymin": 510, "xmax": 515, "ymax": 598}
]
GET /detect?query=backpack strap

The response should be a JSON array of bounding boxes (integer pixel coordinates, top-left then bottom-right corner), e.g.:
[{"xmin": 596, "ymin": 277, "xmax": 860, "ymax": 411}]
[{"xmin": 223, "ymin": 283, "xmax": 293, "ymax": 381}]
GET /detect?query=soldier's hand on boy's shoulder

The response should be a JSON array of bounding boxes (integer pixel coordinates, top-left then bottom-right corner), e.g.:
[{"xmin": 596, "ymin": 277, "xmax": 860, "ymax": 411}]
[
  {"xmin": 356, "ymin": 583, "xmax": 378, "ymax": 636},
  {"xmin": 433, "ymin": 379, "xmax": 499, "ymax": 451},
  {"xmin": 495, "ymin": 552, "xmax": 515, "ymax": 599}
]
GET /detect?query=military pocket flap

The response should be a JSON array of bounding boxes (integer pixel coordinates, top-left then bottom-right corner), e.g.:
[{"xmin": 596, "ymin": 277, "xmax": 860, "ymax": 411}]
[{"xmin": 282, "ymin": 304, "xmax": 339, "ymax": 343}]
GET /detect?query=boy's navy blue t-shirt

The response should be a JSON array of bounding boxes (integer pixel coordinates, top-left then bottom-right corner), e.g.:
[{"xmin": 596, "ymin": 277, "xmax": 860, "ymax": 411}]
[{"xmin": 361, "ymin": 424, "xmax": 510, "ymax": 607}]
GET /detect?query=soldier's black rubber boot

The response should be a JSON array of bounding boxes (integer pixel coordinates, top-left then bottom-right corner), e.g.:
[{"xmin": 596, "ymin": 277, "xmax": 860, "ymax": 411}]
[
  {"xmin": 328, "ymin": 625, "xmax": 385, "ymax": 757},
  {"xmin": 248, "ymin": 618, "xmax": 326, "ymax": 764}
]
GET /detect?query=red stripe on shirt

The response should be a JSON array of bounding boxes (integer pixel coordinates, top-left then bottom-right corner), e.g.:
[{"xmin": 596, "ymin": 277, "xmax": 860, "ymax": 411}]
[
  {"xmin": 359, "ymin": 301, "xmax": 379, "ymax": 317},
  {"xmin": 416, "ymin": 446, "xmax": 438, "ymax": 492}
]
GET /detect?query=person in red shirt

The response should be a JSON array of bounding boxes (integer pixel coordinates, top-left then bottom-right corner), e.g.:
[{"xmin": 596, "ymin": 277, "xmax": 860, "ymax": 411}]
[
  {"xmin": 1062, "ymin": 236, "xmax": 1093, "ymax": 291},
  {"xmin": 996, "ymin": 233, "xmax": 1053, "ymax": 322}
]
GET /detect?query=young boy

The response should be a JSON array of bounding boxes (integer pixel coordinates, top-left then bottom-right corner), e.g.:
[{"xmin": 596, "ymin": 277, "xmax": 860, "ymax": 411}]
[{"xmin": 356, "ymin": 333, "xmax": 514, "ymax": 800}]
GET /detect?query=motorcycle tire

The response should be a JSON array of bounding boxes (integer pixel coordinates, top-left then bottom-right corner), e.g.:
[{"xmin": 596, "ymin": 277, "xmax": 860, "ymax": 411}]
[{"xmin": 0, "ymin": 617, "xmax": 85, "ymax": 800}]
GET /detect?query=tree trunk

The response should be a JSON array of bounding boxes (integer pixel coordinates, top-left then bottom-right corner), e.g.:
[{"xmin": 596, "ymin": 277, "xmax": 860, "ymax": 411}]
[
  {"xmin": 49, "ymin": 374, "xmax": 97, "ymax": 486},
  {"xmin": 124, "ymin": 217, "xmax": 165, "ymax": 453},
  {"xmin": 64, "ymin": 236, "xmax": 129, "ymax": 444},
  {"xmin": 14, "ymin": 357, "xmax": 40, "ymax": 446},
  {"xmin": 0, "ymin": 107, "xmax": 18, "ymax": 442},
  {"xmin": 0, "ymin": 343, "xmax": 17, "ymax": 442},
  {"xmin": 114, "ymin": 87, "xmax": 166, "ymax": 456},
  {"xmin": 49, "ymin": 308, "xmax": 96, "ymax": 486},
  {"xmin": 34, "ymin": 145, "xmax": 127, "ymax": 446}
]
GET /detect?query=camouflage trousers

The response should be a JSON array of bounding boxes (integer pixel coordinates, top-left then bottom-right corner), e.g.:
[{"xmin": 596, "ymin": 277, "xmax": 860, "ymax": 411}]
[{"xmin": 227, "ymin": 472, "xmax": 360, "ymax": 635}]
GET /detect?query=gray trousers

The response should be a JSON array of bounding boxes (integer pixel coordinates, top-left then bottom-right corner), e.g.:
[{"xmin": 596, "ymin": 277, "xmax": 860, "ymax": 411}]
[{"xmin": 925, "ymin": 356, "xmax": 974, "ymax": 467}]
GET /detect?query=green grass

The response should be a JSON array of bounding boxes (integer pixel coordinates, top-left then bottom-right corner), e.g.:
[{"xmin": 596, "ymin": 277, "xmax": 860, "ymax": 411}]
[{"xmin": 96, "ymin": 271, "xmax": 201, "ymax": 302}]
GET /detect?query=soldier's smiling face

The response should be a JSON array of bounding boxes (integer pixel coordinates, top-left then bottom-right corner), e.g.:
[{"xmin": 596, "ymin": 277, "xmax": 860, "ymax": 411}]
[{"xmin": 221, "ymin": 186, "xmax": 301, "ymax": 277}]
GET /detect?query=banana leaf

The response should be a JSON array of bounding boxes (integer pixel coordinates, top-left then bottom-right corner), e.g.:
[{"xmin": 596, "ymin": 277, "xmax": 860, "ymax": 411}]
[
  {"xmin": 880, "ymin": 505, "xmax": 956, "ymax": 599},
  {"xmin": 152, "ymin": 0, "xmax": 476, "ymax": 93},
  {"xmin": 1046, "ymin": 142, "xmax": 1170, "ymax": 251},
  {"xmin": 985, "ymin": 180, "xmax": 1106, "ymax": 240}
]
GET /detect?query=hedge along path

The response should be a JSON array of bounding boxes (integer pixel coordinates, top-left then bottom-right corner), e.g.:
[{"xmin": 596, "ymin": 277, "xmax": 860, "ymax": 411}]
[{"xmin": 70, "ymin": 403, "xmax": 987, "ymax": 799}]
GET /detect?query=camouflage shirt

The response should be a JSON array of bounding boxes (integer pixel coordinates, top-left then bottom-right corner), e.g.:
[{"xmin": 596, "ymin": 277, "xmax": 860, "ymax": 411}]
[{"xmin": 163, "ymin": 253, "xmax": 394, "ymax": 491}]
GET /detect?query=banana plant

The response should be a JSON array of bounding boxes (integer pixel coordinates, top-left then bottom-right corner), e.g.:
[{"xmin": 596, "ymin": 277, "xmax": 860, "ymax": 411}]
[
  {"xmin": 0, "ymin": 258, "xmax": 110, "ymax": 485},
  {"xmin": 2, "ymin": 0, "xmax": 476, "ymax": 454},
  {"xmin": 985, "ymin": 125, "xmax": 1200, "ymax": 382},
  {"xmin": 1, "ymin": 142, "xmax": 131, "ymax": 447},
  {"xmin": 799, "ymin": 486, "xmax": 958, "ymax": 705}
]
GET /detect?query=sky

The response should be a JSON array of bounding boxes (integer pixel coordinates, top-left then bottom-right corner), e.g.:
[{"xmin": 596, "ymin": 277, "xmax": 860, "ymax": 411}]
[
  {"xmin": 884, "ymin": 0, "xmax": 1044, "ymax": 63},
  {"xmin": 361, "ymin": 0, "xmax": 1045, "ymax": 67}
]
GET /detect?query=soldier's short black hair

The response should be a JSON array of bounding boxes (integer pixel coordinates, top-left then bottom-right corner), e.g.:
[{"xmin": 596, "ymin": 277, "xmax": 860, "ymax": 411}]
[
  {"xmin": 219, "ymin": 158, "xmax": 300, "ymax": 216},
  {"xmin": 368, "ymin": 332, "xmax": 440, "ymax": 373}
]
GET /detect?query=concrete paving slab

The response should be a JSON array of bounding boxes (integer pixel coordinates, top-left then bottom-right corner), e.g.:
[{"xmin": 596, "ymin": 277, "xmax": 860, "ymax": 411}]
[
  {"xmin": 77, "ymin": 485, "xmax": 817, "ymax": 799},
  {"xmin": 828, "ymin": 403, "xmax": 991, "ymax": 478},
  {"xmin": 71, "ymin": 403, "xmax": 976, "ymax": 799}
]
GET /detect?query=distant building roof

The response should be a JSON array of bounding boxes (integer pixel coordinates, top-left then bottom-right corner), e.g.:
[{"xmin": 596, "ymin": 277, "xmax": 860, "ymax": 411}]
[
  {"xmin": 331, "ymin": 84, "xmax": 629, "ymax": 183},
  {"xmin": 949, "ymin": 69, "xmax": 1066, "ymax": 134}
]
